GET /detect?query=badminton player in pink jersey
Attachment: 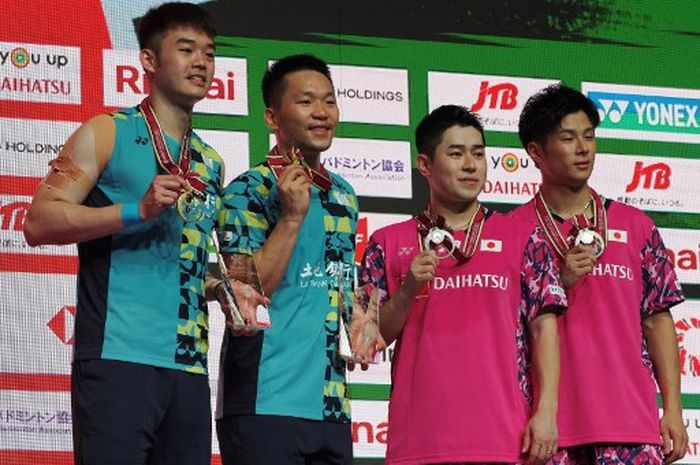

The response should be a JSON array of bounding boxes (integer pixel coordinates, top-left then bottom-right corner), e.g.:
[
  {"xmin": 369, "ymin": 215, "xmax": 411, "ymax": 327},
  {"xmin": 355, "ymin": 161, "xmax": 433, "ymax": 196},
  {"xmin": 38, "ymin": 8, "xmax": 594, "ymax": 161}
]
[
  {"xmin": 357, "ymin": 105, "xmax": 568, "ymax": 465},
  {"xmin": 512, "ymin": 84, "xmax": 687, "ymax": 465}
]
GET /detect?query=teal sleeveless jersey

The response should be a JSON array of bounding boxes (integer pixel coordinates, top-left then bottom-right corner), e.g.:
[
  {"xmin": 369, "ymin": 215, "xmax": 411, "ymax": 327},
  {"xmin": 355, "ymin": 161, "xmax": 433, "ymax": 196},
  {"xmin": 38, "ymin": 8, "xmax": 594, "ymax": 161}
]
[
  {"xmin": 75, "ymin": 106, "xmax": 223, "ymax": 375},
  {"xmin": 217, "ymin": 161, "xmax": 358, "ymax": 422}
]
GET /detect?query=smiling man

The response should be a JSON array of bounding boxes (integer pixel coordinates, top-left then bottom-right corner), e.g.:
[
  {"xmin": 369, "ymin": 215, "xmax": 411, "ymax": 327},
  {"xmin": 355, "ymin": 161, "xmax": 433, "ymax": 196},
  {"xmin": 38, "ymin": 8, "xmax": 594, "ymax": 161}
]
[
  {"xmin": 215, "ymin": 54, "xmax": 359, "ymax": 465},
  {"xmin": 512, "ymin": 84, "xmax": 687, "ymax": 465},
  {"xmin": 357, "ymin": 105, "xmax": 567, "ymax": 465},
  {"xmin": 21, "ymin": 3, "xmax": 267, "ymax": 465}
]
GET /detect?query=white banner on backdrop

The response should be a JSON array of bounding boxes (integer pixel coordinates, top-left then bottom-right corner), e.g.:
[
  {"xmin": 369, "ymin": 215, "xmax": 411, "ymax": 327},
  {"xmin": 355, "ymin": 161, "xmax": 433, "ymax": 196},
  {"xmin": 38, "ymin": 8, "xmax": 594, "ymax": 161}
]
[
  {"xmin": 268, "ymin": 135, "xmax": 413, "ymax": 199},
  {"xmin": 659, "ymin": 229, "xmax": 700, "ymax": 285},
  {"xmin": 0, "ymin": 193, "xmax": 77, "ymax": 260},
  {"xmin": 428, "ymin": 72, "xmax": 559, "ymax": 133},
  {"xmin": 0, "ymin": 41, "xmax": 81, "ymax": 104},
  {"xmin": 672, "ymin": 300, "xmax": 700, "ymax": 395},
  {"xmin": 330, "ymin": 64, "xmax": 410, "ymax": 125},
  {"xmin": 349, "ymin": 399, "xmax": 389, "ymax": 458},
  {"xmin": 677, "ymin": 408, "xmax": 700, "ymax": 464},
  {"xmin": 481, "ymin": 147, "xmax": 541, "ymax": 204},
  {"xmin": 591, "ymin": 153, "xmax": 700, "ymax": 215},
  {"xmin": 582, "ymin": 82, "xmax": 700, "ymax": 144},
  {"xmin": 322, "ymin": 138, "xmax": 412, "ymax": 199},
  {"xmin": 0, "ymin": 390, "xmax": 72, "ymax": 451},
  {"xmin": 0, "ymin": 272, "xmax": 75, "ymax": 374},
  {"xmin": 0, "ymin": 118, "xmax": 79, "ymax": 179},
  {"xmin": 103, "ymin": 50, "xmax": 248, "ymax": 115}
]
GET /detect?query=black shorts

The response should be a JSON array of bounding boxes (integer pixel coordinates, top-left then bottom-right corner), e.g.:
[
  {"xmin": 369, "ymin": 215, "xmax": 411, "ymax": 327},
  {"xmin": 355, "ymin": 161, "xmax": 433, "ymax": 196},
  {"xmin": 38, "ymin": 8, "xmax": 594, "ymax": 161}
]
[
  {"xmin": 217, "ymin": 414, "xmax": 352, "ymax": 465},
  {"xmin": 71, "ymin": 359, "xmax": 211, "ymax": 465}
]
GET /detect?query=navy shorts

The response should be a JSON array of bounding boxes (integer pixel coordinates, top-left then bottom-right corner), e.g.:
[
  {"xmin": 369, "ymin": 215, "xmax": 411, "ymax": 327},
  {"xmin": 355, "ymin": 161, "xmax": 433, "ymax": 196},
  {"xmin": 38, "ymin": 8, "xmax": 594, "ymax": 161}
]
[
  {"xmin": 217, "ymin": 414, "xmax": 352, "ymax": 465},
  {"xmin": 71, "ymin": 359, "xmax": 211, "ymax": 465}
]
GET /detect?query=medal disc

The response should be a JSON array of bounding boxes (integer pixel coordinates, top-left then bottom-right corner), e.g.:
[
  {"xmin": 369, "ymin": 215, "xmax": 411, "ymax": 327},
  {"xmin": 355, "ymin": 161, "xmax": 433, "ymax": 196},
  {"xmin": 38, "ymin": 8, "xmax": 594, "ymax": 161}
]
[
  {"xmin": 424, "ymin": 227, "xmax": 456, "ymax": 259},
  {"xmin": 574, "ymin": 228, "xmax": 605, "ymax": 258},
  {"xmin": 176, "ymin": 191, "xmax": 205, "ymax": 222}
]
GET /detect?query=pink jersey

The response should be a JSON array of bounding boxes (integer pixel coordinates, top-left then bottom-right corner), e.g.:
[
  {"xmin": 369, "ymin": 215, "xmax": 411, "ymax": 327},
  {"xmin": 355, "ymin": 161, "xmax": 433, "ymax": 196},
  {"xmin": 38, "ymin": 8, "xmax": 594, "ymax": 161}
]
[
  {"xmin": 510, "ymin": 198, "xmax": 685, "ymax": 446},
  {"xmin": 358, "ymin": 211, "xmax": 567, "ymax": 465}
]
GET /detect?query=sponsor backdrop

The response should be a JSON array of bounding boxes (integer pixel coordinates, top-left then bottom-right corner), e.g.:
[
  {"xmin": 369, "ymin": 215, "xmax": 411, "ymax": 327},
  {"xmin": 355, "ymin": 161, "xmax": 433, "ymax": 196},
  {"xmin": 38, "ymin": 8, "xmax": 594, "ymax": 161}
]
[{"xmin": 0, "ymin": 1, "xmax": 698, "ymax": 464}]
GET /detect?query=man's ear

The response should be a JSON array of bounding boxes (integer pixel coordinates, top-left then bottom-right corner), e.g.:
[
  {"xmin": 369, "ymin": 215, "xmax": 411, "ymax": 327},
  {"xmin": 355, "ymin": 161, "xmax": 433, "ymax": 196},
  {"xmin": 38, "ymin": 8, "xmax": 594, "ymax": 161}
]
[
  {"xmin": 416, "ymin": 153, "xmax": 432, "ymax": 179},
  {"xmin": 526, "ymin": 141, "xmax": 544, "ymax": 169},
  {"xmin": 263, "ymin": 107, "xmax": 278, "ymax": 132},
  {"xmin": 139, "ymin": 48, "xmax": 157, "ymax": 75}
]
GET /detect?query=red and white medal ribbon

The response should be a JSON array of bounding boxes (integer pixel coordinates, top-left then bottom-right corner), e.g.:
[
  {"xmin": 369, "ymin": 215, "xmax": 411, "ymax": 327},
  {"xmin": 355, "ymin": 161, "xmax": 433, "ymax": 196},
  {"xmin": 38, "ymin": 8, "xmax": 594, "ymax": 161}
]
[
  {"xmin": 417, "ymin": 204, "xmax": 487, "ymax": 264},
  {"xmin": 534, "ymin": 189, "xmax": 607, "ymax": 259},
  {"xmin": 139, "ymin": 97, "xmax": 207, "ymax": 195},
  {"xmin": 267, "ymin": 146, "xmax": 333, "ymax": 191}
]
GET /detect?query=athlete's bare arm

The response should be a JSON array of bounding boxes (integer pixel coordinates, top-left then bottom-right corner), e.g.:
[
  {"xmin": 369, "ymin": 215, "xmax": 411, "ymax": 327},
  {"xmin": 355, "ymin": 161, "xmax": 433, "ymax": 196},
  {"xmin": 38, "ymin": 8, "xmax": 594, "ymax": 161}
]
[
  {"xmin": 378, "ymin": 250, "xmax": 438, "ymax": 345},
  {"xmin": 643, "ymin": 311, "xmax": 688, "ymax": 464},
  {"xmin": 240, "ymin": 163, "xmax": 311, "ymax": 296},
  {"xmin": 24, "ymin": 114, "xmax": 187, "ymax": 246},
  {"xmin": 522, "ymin": 313, "xmax": 559, "ymax": 465}
]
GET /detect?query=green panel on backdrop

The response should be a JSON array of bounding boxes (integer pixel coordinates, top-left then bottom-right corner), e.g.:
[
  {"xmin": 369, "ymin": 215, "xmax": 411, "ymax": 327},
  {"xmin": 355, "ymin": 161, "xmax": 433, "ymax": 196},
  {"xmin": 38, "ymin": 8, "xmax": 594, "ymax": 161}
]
[
  {"xmin": 347, "ymin": 386, "xmax": 700, "ymax": 411},
  {"xmin": 197, "ymin": 1, "xmax": 698, "ymax": 166}
]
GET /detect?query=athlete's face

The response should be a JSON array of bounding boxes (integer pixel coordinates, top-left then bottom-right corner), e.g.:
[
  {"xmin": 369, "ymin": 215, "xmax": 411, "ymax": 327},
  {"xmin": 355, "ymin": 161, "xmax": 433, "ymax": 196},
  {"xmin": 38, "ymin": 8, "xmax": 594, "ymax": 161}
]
[
  {"xmin": 418, "ymin": 125, "xmax": 486, "ymax": 209},
  {"xmin": 140, "ymin": 26, "xmax": 215, "ymax": 107},
  {"xmin": 528, "ymin": 111, "xmax": 597, "ymax": 189},
  {"xmin": 265, "ymin": 70, "xmax": 339, "ymax": 155}
]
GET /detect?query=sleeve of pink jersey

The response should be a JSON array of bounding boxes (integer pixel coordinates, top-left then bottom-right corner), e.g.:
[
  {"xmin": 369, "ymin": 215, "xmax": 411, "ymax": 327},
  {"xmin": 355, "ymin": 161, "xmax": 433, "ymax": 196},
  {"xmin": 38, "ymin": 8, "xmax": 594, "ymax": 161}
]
[
  {"xmin": 640, "ymin": 226, "xmax": 686, "ymax": 317},
  {"xmin": 521, "ymin": 227, "xmax": 568, "ymax": 323},
  {"xmin": 356, "ymin": 236, "xmax": 391, "ymax": 308}
]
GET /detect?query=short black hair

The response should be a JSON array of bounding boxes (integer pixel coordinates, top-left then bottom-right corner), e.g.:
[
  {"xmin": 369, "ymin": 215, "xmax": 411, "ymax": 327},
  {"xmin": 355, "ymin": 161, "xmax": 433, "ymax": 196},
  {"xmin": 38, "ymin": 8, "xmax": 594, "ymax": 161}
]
[
  {"xmin": 518, "ymin": 84, "xmax": 599, "ymax": 148},
  {"xmin": 136, "ymin": 2, "xmax": 216, "ymax": 52},
  {"xmin": 262, "ymin": 54, "xmax": 333, "ymax": 108},
  {"xmin": 416, "ymin": 105, "xmax": 486, "ymax": 159}
]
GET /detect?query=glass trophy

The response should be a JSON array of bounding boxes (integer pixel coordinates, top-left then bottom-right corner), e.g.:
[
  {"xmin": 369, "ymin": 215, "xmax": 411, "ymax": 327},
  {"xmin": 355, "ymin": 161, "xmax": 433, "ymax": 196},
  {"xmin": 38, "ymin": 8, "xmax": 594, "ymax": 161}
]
[
  {"xmin": 338, "ymin": 277, "xmax": 385, "ymax": 364},
  {"xmin": 212, "ymin": 234, "xmax": 271, "ymax": 331}
]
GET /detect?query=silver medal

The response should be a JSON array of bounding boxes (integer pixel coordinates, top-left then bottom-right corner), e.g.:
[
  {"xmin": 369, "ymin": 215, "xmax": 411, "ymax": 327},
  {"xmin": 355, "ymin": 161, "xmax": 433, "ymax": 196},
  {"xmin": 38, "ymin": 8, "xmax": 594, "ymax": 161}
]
[
  {"xmin": 574, "ymin": 228, "xmax": 605, "ymax": 258},
  {"xmin": 424, "ymin": 227, "xmax": 456, "ymax": 259}
]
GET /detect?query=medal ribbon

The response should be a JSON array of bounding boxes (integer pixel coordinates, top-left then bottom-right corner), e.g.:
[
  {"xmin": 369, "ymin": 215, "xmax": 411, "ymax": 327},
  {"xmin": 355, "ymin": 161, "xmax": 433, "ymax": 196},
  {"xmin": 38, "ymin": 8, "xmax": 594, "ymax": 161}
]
[
  {"xmin": 267, "ymin": 146, "xmax": 333, "ymax": 191},
  {"xmin": 416, "ymin": 203, "xmax": 487, "ymax": 265},
  {"xmin": 139, "ymin": 97, "xmax": 207, "ymax": 195},
  {"xmin": 534, "ymin": 189, "xmax": 607, "ymax": 259}
]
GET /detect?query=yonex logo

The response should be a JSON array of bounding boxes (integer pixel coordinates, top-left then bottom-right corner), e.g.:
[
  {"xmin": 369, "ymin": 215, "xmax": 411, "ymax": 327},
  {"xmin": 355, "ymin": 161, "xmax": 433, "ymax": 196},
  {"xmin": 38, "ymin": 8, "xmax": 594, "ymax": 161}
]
[
  {"xmin": 590, "ymin": 92, "xmax": 698, "ymax": 130},
  {"xmin": 398, "ymin": 246, "xmax": 414, "ymax": 256},
  {"xmin": 597, "ymin": 99, "xmax": 629, "ymax": 124}
]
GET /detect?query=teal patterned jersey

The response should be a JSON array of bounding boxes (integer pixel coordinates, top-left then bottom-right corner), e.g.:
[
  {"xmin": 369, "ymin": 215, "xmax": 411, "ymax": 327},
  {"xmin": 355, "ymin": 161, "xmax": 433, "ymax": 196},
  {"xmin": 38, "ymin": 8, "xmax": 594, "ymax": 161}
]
[
  {"xmin": 74, "ymin": 106, "xmax": 224, "ymax": 375},
  {"xmin": 217, "ymin": 157, "xmax": 358, "ymax": 423}
]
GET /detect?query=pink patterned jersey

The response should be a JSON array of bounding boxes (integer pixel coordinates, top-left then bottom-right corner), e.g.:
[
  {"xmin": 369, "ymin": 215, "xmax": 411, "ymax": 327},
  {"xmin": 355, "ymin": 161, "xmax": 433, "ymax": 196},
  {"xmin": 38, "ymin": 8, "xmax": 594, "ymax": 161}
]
[
  {"xmin": 358, "ymin": 211, "xmax": 567, "ymax": 465},
  {"xmin": 510, "ymin": 198, "xmax": 685, "ymax": 447}
]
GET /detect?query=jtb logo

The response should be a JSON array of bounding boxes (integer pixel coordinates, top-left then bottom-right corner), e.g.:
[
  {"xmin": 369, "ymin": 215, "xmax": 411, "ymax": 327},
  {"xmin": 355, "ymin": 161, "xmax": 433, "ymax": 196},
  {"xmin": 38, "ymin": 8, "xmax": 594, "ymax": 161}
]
[
  {"xmin": 625, "ymin": 161, "xmax": 671, "ymax": 192},
  {"xmin": 0, "ymin": 201, "xmax": 30, "ymax": 231},
  {"xmin": 471, "ymin": 81, "xmax": 518, "ymax": 111}
]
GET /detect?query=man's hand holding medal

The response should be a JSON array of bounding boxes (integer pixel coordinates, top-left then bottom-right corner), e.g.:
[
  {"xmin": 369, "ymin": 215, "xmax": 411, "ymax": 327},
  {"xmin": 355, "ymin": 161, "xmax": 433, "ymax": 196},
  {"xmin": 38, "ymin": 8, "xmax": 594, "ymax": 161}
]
[
  {"xmin": 139, "ymin": 174, "xmax": 192, "ymax": 221},
  {"xmin": 534, "ymin": 190, "xmax": 608, "ymax": 290},
  {"xmin": 560, "ymin": 244, "xmax": 596, "ymax": 290}
]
